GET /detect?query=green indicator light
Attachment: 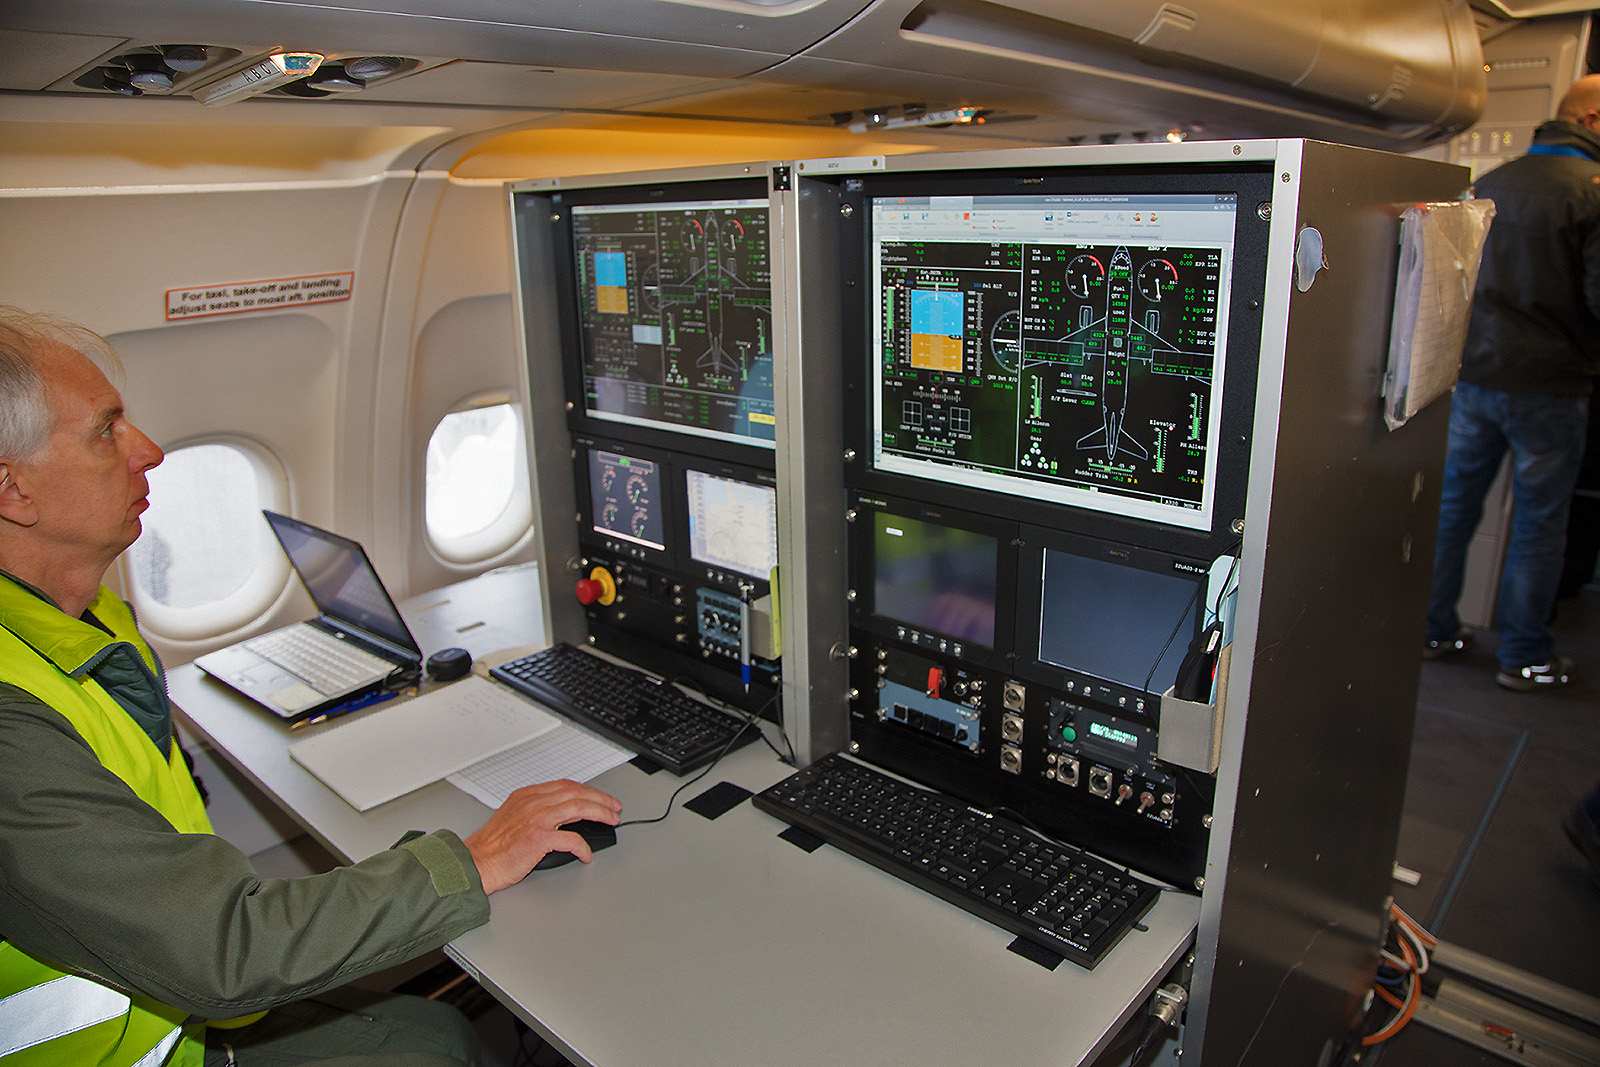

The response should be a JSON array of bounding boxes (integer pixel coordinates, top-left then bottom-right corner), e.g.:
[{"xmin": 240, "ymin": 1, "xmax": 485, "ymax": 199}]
[{"xmin": 1061, "ymin": 726, "xmax": 1077, "ymax": 743}]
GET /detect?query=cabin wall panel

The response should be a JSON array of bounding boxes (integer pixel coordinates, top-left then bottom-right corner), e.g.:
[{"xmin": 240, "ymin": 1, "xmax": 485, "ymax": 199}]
[
  {"xmin": 369, "ymin": 174, "xmax": 534, "ymax": 598},
  {"xmin": 0, "ymin": 181, "xmax": 402, "ymax": 639}
]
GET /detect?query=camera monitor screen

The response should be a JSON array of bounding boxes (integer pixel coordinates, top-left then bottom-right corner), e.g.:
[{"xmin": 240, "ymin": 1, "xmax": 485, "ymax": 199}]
[
  {"xmin": 570, "ymin": 197, "xmax": 775, "ymax": 448},
  {"xmin": 873, "ymin": 511, "xmax": 998, "ymax": 648},
  {"xmin": 871, "ymin": 191, "xmax": 1238, "ymax": 531},
  {"xmin": 1037, "ymin": 547, "xmax": 1201, "ymax": 694}
]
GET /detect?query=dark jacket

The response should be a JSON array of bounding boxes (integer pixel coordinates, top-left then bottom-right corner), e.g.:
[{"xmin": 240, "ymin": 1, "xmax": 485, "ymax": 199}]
[{"xmin": 1461, "ymin": 118, "xmax": 1600, "ymax": 396}]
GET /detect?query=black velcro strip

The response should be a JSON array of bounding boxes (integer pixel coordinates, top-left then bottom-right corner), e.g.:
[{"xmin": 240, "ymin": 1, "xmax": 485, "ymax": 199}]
[
  {"xmin": 684, "ymin": 780, "xmax": 752, "ymax": 820},
  {"xmin": 779, "ymin": 825, "xmax": 826, "ymax": 852},
  {"xmin": 1007, "ymin": 937, "xmax": 1065, "ymax": 971}
]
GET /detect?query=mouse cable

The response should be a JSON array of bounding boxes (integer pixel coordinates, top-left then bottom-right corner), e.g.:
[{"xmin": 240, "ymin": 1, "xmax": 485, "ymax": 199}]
[{"xmin": 615, "ymin": 699, "xmax": 769, "ymax": 829}]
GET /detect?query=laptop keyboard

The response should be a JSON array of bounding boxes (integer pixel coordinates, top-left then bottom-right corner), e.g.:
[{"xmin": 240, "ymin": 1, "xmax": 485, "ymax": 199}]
[
  {"xmin": 753, "ymin": 753, "xmax": 1161, "ymax": 968},
  {"xmin": 247, "ymin": 625, "xmax": 391, "ymax": 694}
]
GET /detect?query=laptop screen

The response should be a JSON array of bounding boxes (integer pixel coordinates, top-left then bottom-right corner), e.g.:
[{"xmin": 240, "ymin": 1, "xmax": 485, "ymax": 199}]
[{"xmin": 263, "ymin": 511, "xmax": 420, "ymax": 655}]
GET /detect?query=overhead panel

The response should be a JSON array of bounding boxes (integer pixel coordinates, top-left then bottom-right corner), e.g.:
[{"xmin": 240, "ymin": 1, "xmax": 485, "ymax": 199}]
[
  {"xmin": 1, "ymin": 0, "xmax": 877, "ymax": 79},
  {"xmin": 782, "ymin": 0, "xmax": 1486, "ymax": 146}
]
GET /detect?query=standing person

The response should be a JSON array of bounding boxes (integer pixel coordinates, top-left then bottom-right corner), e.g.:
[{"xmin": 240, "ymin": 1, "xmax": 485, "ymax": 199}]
[
  {"xmin": 0, "ymin": 305, "xmax": 622, "ymax": 1066},
  {"xmin": 1424, "ymin": 74, "xmax": 1600, "ymax": 691}
]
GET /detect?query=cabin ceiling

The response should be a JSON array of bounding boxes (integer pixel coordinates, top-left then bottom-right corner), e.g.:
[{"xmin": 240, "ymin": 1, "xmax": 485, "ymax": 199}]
[{"xmin": 0, "ymin": 0, "xmax": 1580, "ymax": 158}]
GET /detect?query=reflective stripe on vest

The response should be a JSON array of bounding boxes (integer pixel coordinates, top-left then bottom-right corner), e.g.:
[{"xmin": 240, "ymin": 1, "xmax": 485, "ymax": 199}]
[
  {"xmin": 0, "ymin": 586, "xmax": 208, "ymax": 1067},
  {"xmin": 0, "ymin": 976, "xmax": 179, "ymax": 1064}
]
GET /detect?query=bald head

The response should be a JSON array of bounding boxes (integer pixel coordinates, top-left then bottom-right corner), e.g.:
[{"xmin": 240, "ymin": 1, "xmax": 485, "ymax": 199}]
[{"xmin": 1555, "ymin": 74, "xmax": 1600, "ymax": 127}]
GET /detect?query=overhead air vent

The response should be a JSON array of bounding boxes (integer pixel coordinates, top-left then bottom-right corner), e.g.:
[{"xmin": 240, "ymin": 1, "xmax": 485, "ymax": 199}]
[
  {"xmin": 73, "ymin": 44, "xmax": 241, "ymax": 97},
  {"xmin": 70, "ymin": 46, "xmax": 421, "ymax": 103},
  {"xmin": 268, "ymin": 57, "xmax": 421, "ymax": 99}
]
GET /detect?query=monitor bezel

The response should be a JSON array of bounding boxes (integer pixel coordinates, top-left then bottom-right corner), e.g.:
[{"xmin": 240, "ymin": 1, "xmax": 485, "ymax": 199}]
[
  {"xmin": 549, "ymin": 175, "xmax": 777, "ymax": 465},
  {"xmin": 677, "ymin": 454, "xmax": 781, "ymax": 588},
  {"xmin": 849, "ymin": 492, "xmax": 1020, "ymax": 674},
  {"xmin": 838, "ymin": 161, "xmax": 1273, "ymax": 560}
]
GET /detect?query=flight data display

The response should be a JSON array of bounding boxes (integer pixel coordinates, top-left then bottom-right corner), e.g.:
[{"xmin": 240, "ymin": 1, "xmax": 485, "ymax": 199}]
[
  {"xmin": 588, "ymin": 450, "xmax": 666, "ymax": 551},
  {"xmin": 871, "ymin": 193, "xmax": 1237, "ymax": 530},
  {"xmin": 572, "ymin": 199, "xmax": 775, "ymax": 448},
  {"xmin": 686, "ymin": 470, "xmax": 779, "ymax": 580}
]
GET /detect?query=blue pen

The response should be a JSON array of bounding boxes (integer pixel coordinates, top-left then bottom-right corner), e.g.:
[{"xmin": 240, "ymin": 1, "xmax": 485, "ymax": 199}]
[
  {"xmin": 291, "ymin": 688, "xmax": 398, "ymax": 729},
  {"xmin": 738, "ymin": 583, "xmax": 752, "ymax": 691}
]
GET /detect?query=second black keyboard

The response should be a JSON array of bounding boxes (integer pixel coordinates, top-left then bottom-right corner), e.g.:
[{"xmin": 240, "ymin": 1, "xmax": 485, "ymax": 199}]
[
  {"xmin": 490, "ymin": 642, "xmax": 755, "ymax": 775},
  {"xmin": 753, "ymin": 753, "xmax": 1161, "ymax": 968}
]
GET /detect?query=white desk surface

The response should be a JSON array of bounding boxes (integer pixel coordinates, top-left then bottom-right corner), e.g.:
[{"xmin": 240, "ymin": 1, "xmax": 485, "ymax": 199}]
[{"xmin": 170, "ymin": 568, "xmax": 1200, "ymax": 1067}]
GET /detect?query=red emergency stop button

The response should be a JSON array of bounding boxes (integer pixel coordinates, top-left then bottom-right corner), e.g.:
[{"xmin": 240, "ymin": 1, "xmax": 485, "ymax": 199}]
[{"xmin": 575, "ymin": 566, "xmax": 617, "ymax": 606}]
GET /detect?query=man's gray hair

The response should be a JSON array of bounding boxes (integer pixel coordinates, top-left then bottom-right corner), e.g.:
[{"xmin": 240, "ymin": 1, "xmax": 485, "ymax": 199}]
[{"xmin": 0, "ymin": 306, "xmax": 122, "ymax": 460}]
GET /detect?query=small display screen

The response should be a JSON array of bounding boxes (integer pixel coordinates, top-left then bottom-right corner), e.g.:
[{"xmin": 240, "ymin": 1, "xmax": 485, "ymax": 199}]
[
  {"xmin": 587, "ymin": 450, "xmax": 665, "ymax": 550},
  {"xmin": 686, "ymin": 470, "xmax": 779, "ymax": 580},
  {"xmin": 1038, "ymin": 548, "xmax": 1199, "ymax": 692},
  {"xmin": 873, "ymin": 512, "xmax": 998, "ymax": 647}
]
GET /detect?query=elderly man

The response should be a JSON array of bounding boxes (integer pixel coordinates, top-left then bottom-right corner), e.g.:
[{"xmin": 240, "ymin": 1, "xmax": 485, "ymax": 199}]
[{"xmin": 0, "ymin": 306, "xmax": 621, "ymax": 1066}]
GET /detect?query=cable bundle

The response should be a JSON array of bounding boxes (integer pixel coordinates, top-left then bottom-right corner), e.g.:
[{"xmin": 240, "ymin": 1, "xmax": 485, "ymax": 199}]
[{"xmin": 1362, "ymin": 903, "xmax": 1437, "ymax": 1046}]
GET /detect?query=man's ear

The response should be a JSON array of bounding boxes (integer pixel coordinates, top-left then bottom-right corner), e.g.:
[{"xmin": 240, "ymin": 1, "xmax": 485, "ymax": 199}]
[{"xmin": 0, "ymin": 463, "xmax": 40, "ymax": 527}]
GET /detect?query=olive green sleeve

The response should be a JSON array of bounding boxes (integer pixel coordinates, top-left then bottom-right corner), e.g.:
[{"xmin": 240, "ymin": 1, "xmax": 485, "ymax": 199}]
[{"xmin": 0, "ymin": 689, "xmax": 492, "ymax": 1018}]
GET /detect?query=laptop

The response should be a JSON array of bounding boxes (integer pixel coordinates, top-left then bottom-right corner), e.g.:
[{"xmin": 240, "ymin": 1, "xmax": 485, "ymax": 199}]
[{"xmin": 195, "ymin": 511, "xmax": 423, "ymax": 719}]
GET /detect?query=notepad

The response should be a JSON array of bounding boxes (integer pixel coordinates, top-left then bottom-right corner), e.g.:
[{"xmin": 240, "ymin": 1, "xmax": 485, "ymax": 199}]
[{"xmin": 289, "ymin": 675, "xmax": 560, "ymax": 810}]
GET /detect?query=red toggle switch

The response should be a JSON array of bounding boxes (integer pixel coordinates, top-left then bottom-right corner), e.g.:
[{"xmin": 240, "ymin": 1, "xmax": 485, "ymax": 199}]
[{"xmin": 926, "ymin": 667, "xmax": 943, "ymax": 699}]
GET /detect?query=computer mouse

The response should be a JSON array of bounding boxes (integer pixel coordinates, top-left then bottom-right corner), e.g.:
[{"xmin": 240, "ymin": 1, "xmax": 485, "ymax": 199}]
[{"xmin": 531, "ymin": 819, "xmax": 618, "ymax": 871}]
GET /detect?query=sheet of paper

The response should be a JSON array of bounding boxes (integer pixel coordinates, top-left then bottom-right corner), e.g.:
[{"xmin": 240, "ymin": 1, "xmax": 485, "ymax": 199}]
[
  {"xmin": 1384, "ymin": 198, "xmax": 1496, "ymax": 430},
  {"xmin": 288, "ymin": 676, "xmax": 559, "ymax": 811},
  {"xmin": 448, "ymin": 723, "xmax": 632, "ymax": 809}
]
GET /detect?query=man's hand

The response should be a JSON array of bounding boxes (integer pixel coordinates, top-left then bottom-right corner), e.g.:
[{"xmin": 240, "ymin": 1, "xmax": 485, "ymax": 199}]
[{"xmin": 464, "ymin": 779, "xmax": 623, "ymax": 894}]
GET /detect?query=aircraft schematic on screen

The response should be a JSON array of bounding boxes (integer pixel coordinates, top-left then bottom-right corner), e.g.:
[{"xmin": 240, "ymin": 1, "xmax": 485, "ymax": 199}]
[
  {"xmin": 576, "ymin": 199, "xmax": 775, "ymax": 446},
  {"xmin": 881, "ymin": 235, "xmax": 1225, "ymax": 518}
]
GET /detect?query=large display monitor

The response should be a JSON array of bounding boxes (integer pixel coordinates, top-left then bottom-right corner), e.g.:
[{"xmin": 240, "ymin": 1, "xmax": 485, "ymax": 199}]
[
  {"xmin": 563, "ymin": 188, "xmax": 774, "ymax": 449},
  {"xmin": 834, "ymin": 157, "xmax": 1272, "ymax": 889},
  {"xmin": 870, "ymin": 190, "xmax": 1237, "ymax": 532}
]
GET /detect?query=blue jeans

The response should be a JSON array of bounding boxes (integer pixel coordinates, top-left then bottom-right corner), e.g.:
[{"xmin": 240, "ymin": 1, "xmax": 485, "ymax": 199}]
[{"xmin": 1427, "ymin": 382, "xmax": 1590, "ymax": 668}]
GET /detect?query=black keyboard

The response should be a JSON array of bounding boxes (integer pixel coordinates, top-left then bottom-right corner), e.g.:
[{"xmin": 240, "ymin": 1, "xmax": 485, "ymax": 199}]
[
  {"xmin": 490, "ymin": 642, "xmax": 755, "ymax": 775},
  {"xmin": 753, "ymin": 753, "xmax": 1160, "ymax": 968}
]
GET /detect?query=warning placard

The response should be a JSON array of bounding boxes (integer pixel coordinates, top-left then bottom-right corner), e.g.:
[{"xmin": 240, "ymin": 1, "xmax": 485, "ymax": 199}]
[{"xmin": 166, "ymin": 272, "xmax": 354, "ymax": 320}]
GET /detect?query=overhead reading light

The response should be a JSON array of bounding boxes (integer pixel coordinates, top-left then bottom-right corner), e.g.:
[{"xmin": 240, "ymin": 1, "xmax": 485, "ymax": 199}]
[{"xmin": 192, "ymin": 52, "xmax": 323, "ymax": 105}]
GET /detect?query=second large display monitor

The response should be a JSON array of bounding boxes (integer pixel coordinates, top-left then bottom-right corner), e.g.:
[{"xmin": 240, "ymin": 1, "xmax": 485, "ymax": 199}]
[{"xmin": 837, "ymin": 159, "xmax": 1273, "ymax": 889}]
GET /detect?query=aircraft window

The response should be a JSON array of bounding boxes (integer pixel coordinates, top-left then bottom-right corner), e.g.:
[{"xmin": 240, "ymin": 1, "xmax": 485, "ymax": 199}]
[
  {"xmin": 425, "ymin": 401, "xmax": 533, "ymax": 564},
  {"xmin": 123, "ymin": 438, "xmax": 291, "ymax": 641}
]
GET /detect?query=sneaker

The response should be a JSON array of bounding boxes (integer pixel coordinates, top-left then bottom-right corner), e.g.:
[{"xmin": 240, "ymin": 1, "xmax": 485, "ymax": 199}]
[
  {"xmin": 1562, "ymin": 803, "xmax": 1600, "ymax": 891},
  {"xmin": 1423, "ymin": 628, "xmax": 1475, "ymax": 660},
  {"xmin": 1495, "ymin": 655, "xmax": 1574, "ymax": 692}
]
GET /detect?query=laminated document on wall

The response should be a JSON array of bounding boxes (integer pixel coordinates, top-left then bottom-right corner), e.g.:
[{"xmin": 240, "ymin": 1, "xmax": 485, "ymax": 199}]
[{"xmin": 1383, "ymin": 198, "xmax": 1496, "ymax": 430}]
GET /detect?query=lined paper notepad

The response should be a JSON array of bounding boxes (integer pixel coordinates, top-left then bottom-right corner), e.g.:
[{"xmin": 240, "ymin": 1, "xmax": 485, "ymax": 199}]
[
  {"xmin": 289, "ymin": 676, "xmax": 560, "ymax": 811},
  {"xmin": 448, "ymin": 724, "xmax": 632, "ymax": 809}
]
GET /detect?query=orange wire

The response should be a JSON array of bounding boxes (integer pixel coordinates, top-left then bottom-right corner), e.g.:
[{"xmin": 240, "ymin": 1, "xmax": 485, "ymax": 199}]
[{"xmin": 1363, "ymin": 934, "xmax": 1420, "ymax": 1045}]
